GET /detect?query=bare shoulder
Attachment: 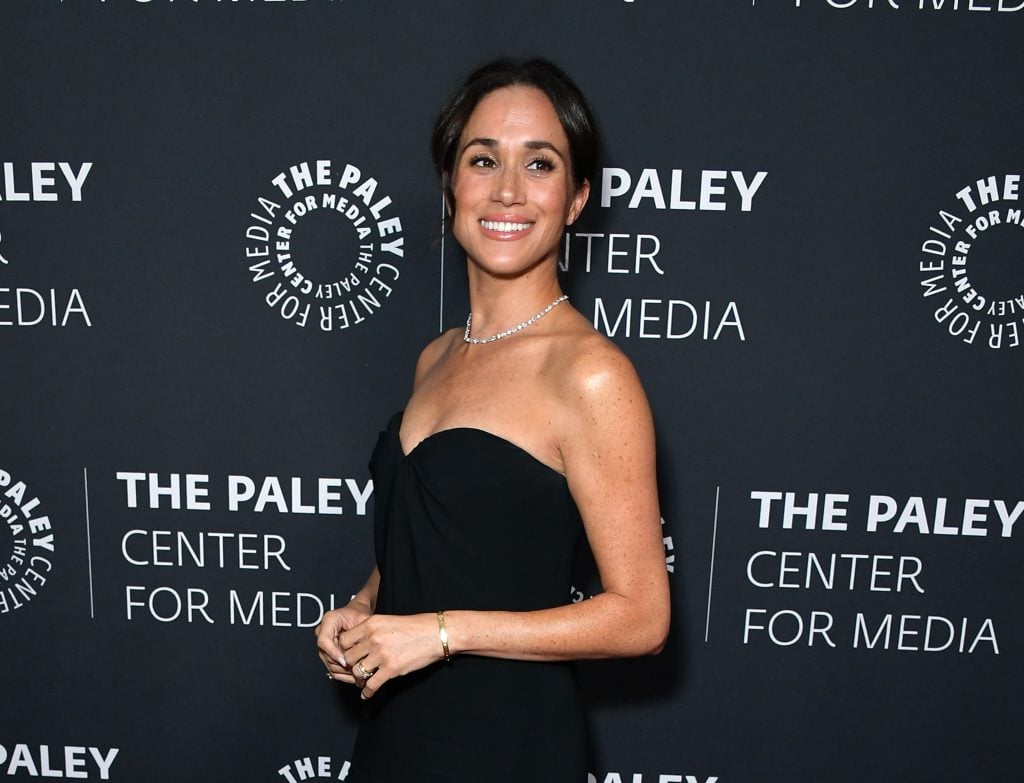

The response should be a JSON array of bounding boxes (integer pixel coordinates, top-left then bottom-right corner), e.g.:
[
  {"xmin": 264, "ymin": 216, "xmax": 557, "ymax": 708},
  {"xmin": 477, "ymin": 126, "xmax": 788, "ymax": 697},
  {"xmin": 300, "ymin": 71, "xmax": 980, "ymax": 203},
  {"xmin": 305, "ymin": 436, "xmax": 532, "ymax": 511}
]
[
  {"xmin": 412, "ymin": 328, "xmax": 461, "ymax": 389},
  {"xmin": 549, "ymin": 318, "xmax": 654, "ymax": 451},
  {"xmin": 556, "ymin": 323, "xmax": 649, "ymax": 415}
]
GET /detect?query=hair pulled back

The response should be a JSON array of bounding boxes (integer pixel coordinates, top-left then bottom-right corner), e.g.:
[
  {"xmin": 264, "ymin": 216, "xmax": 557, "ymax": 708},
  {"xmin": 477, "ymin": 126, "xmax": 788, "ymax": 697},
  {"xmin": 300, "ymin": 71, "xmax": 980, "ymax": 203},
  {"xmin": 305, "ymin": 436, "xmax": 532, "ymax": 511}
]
[{"xmin": 430, "ymin": 58, "xmax": 599, "ymax": 212}]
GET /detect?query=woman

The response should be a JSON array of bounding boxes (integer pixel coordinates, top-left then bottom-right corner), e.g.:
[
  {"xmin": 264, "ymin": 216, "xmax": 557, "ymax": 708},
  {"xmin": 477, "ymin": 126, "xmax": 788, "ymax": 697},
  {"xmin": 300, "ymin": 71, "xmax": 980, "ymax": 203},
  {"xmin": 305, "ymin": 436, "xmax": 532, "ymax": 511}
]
[{"xmin": 316, "ymin": 58, "xmax": 670, "ymax": 782}]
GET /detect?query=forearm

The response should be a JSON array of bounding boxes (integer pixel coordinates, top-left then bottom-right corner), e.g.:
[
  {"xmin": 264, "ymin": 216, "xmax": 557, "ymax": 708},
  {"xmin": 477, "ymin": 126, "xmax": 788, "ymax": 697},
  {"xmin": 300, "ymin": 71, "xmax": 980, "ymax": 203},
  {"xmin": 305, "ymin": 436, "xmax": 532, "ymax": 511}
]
[{"xmin": 444, "ymin": 587, "xmax": 669, "ymax": 662}]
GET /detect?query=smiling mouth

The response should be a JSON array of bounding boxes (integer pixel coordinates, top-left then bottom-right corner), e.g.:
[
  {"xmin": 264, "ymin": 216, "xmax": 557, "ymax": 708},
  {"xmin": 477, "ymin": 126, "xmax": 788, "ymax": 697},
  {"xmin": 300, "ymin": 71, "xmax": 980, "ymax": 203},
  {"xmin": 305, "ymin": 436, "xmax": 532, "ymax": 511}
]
[{"xmin": 480, "ymin": 219, "xmax": 534, "ymax": 233}]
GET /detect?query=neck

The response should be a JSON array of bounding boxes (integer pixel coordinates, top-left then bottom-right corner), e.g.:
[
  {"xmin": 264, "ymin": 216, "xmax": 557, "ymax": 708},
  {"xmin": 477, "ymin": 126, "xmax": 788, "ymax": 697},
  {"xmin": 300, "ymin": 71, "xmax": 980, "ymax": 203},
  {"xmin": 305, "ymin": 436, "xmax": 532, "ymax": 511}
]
[{"xmin": 465, "ymin": 264, "xmax": 564, "ymax": 338}]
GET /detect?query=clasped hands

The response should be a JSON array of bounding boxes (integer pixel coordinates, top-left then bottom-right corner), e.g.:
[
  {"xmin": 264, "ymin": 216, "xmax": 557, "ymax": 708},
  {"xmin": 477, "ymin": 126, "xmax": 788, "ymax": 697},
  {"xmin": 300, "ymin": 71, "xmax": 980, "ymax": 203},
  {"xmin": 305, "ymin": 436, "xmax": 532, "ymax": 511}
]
[{"xmin": 316, "ymin": 604, "xmax": 444, "ymax": 700}]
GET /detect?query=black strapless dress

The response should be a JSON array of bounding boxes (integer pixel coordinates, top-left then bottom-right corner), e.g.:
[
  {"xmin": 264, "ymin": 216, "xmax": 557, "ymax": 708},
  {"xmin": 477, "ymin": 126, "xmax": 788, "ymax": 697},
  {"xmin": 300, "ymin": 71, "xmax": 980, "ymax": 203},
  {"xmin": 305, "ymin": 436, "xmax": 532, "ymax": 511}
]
[{"xmin": 347, "ymin": 411, "xmax": 587, "ymax": 782}]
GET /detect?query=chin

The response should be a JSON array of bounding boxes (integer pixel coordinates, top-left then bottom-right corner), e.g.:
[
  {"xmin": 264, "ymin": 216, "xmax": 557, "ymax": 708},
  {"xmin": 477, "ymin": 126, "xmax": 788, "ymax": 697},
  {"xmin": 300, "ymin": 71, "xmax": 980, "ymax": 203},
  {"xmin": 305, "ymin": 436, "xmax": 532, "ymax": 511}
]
[{"xmin": 472, "ymin": 251, "xmax": 555, "ymax": 280}]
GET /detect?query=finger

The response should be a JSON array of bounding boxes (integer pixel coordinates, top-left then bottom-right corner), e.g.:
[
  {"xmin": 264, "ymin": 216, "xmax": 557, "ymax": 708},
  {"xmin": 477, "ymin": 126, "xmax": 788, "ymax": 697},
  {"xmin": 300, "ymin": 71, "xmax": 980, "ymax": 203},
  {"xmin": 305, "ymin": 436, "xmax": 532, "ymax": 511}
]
[
  {"xmin": 341, "ymin": 639, "xmax": 370, "ymax": 667},
  {"xmin": 318, "ymin": 631, "xmax": 349, "ymax": 667},
  {"xmin": 324, "ymin": 657, "xmax": 352, "ymax": 675},
  {"xmin": 322, "ymin": 655, "xmax": 358, "ymax": 684},
  {"xmin": 319, "ymin": 650, "xmax": 349, "ymax": 672},
  {"xmin": 360, "ymin": 669, "xmax": 388, "ymax": 700},
  {"xmin": 316, "ymin": 609, "xmax": 344, "ymax": 638},
  {"xmin": 352, "ymin": 655, "xmax": 384, "ymax": 697},
  {"xmin": 338, "ymin": 625, "xmax": 365, "ymax": 651},
  {"xmin": 353, "ymin": 659, "xmax": 379, "ymax": 681}
]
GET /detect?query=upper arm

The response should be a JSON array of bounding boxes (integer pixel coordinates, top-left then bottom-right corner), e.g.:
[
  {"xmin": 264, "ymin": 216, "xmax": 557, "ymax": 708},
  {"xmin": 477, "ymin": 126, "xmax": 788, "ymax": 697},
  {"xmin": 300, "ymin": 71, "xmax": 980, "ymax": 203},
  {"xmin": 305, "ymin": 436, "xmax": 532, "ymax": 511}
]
[{"xmin": 558, "ymin": 343, "xmax": 666, "ymax": 602}]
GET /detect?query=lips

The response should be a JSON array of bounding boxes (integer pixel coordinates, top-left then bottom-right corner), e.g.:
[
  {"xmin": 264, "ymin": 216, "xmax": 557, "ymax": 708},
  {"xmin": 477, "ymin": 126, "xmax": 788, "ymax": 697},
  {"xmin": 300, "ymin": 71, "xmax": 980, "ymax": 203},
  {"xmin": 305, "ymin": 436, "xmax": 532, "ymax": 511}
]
[{"xmin": 479, "ymin": 219, "xmax": 534, "ymax": 233}]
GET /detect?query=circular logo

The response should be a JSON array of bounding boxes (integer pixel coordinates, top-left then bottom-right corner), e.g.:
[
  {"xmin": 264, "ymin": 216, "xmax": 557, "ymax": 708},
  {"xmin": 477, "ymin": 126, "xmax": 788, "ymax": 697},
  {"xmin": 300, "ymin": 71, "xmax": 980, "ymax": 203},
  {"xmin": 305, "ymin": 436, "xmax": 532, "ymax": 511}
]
[
  {"xmin": 918, "ymin": 173, "xmax": 1024, "ymax": 350},
  {"xmin": 276, "ymin": 755, "xmax": 350, "ymax": 782},
  {"xmin": 0, "ymin": 467, "xmax": 55, "ymax": 615},
  {"xmin": 244, "ymin": 160, "xmax": 404, "ymax": 331}
]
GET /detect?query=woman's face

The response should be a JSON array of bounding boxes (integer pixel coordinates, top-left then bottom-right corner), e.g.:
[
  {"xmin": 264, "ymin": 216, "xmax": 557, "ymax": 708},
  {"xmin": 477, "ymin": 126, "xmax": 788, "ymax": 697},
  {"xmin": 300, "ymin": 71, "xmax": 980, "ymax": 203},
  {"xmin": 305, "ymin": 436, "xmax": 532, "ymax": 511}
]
[{"xmin": 450, "ymin": 85, "xmax": 590, "ymax": 279}]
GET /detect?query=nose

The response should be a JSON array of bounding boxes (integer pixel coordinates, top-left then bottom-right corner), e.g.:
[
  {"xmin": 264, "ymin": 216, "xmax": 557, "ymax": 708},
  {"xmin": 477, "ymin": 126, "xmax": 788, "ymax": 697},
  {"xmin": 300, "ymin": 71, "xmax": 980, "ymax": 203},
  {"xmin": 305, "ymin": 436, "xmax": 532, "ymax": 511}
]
[{"xmin": 492, "ymin": 166, "xmax": 525, "ymax": 206}]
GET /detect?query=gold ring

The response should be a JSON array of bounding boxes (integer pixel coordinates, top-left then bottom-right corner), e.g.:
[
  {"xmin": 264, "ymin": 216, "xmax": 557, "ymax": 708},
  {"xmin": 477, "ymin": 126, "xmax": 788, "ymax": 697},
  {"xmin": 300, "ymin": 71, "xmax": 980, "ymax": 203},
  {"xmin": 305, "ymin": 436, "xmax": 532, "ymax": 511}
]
[{"xmin": 355, "ymin": 662, "xmax": 376, "ymax": 679}]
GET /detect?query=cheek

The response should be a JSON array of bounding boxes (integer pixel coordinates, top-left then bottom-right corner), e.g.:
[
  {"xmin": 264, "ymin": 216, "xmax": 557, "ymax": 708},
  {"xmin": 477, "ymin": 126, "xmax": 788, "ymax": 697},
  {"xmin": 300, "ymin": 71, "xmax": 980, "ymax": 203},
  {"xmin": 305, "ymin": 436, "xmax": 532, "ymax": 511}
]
[
  {"xmin": 450, "ymin": 178, "xmax": 479, "ymax": 215},
  {"xmin": 451, "ymin": 206, "xmax": 477, "ymax": 247},
  {"xmin": 538, "ymin": 185, "xmax": 572, "ymax": 222}
]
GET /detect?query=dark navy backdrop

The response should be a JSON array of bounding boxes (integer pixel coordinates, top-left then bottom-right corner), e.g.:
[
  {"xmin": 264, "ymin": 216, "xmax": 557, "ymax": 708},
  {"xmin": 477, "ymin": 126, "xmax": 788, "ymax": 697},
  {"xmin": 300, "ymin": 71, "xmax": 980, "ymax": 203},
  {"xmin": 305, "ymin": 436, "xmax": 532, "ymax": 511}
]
[{"xmin": 2, "ymin": 2, "xmax": 1021, "ymax": 781}]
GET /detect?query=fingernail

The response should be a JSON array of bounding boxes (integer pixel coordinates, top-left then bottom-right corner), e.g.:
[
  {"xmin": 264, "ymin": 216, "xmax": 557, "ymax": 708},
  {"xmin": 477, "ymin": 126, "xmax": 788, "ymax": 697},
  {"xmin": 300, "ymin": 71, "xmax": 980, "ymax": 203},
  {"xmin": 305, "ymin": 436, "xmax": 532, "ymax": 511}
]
[{"xmin": 339, "ymin": 656, "xmax": 347, "ymax": 667}]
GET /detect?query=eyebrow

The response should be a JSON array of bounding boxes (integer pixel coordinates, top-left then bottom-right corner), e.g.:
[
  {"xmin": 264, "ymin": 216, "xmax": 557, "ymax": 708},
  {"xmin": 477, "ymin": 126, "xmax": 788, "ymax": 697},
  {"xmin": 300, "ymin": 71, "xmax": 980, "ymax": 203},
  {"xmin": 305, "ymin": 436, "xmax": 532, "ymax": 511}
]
[{"xmin": 462, "ymin": 137, "xmax": 566, "ymax": 160}]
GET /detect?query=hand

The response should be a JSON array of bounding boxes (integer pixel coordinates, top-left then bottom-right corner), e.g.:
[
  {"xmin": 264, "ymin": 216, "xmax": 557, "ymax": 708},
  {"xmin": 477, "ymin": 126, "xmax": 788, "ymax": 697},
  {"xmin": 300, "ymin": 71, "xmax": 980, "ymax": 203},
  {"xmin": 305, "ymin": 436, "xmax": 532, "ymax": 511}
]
[
  {"xmin": 316, "ymin": 601, "xmax": 373, "ymax": 685},
  {"xmin": 339, "ymin": 613, "xmax": 444, "ymax": 699}
]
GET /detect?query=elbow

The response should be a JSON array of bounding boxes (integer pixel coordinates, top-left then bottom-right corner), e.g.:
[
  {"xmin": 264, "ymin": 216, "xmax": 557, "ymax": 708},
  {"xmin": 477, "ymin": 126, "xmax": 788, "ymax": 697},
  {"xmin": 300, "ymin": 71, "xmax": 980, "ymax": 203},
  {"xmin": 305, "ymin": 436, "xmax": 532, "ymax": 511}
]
[
  {"xmin": 643, "ymin": 615, "xmax": 670, "ymax": 656},
  {"xmin": 645, "ymin": 631, "xmax": 668, "ymax": 656},
  {"xmin": 601, "ymin": 583, "xmax": 670, "ymax": 657},
  {"xmin": 633, "ymin": 601, "xmax": 670, "ymax": 657}
]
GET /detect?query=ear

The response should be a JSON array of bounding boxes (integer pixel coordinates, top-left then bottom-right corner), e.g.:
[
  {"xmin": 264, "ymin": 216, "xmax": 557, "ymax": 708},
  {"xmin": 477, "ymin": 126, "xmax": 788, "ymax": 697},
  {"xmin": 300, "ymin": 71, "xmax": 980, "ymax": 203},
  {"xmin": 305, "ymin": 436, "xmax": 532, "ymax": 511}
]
[{"xmin": 566, "ymin": 179, "xmax": 591, "ymax": 226}]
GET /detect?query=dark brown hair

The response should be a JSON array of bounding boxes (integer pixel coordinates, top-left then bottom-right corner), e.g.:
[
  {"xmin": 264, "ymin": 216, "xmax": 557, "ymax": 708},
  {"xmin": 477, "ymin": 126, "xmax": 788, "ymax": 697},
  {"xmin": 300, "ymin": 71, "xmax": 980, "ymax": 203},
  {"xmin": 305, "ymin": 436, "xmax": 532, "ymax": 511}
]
[{"xmin": 430, "ymin": 58, "xmax": 599, "ymax": 212}]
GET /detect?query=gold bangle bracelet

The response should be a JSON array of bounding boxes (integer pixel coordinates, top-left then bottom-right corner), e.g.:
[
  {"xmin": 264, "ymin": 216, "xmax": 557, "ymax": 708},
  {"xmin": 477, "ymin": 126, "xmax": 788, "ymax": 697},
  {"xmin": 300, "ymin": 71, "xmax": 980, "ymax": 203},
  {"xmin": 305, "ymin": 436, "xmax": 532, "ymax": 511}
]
[{"xmin": 437, "ymin": 610, "xmax": 451, "ymax": 662}]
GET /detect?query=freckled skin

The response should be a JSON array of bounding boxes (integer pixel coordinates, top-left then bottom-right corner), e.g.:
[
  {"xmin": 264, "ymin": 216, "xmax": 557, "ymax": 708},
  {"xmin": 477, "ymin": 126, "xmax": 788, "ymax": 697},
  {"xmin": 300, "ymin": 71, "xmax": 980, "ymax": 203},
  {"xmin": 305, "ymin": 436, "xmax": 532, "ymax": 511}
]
[{"xmin": 317, "ymin": 86, "xmax": 669, "ymax": 699}]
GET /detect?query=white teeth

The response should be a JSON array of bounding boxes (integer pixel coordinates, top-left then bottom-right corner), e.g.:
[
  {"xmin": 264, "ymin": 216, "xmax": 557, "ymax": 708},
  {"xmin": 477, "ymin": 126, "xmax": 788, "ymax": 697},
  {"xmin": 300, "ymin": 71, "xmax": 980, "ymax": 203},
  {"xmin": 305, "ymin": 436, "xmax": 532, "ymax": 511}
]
[{"xmin": 480, "ymin": 220, "xmax": 532, "ymax": 232}]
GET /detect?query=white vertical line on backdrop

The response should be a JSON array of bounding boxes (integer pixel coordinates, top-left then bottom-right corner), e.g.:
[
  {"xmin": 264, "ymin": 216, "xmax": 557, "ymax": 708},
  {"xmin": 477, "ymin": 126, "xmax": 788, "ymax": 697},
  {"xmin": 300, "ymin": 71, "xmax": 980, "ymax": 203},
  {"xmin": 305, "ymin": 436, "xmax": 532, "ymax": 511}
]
[
  {"xmin": 704, "ymin": 485, "xmax": 721, "ymax": 643},
  {"xmin": 83, "ymin": 467, "xmax": 95, "ymax": 619},
  {"xmin": 439, "ymin": 195, "xmax": 446, "ymax": 333}
]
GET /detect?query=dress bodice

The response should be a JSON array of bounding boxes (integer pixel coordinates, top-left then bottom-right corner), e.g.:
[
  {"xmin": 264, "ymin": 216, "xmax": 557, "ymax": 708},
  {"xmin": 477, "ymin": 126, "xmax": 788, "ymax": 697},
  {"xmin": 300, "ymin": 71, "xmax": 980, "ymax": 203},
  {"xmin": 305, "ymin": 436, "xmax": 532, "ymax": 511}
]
[
  {"xmin": 348, "ymin": 411, "xmax": 589, "ymax": 783},
  {"xmin": 371, "ymin": 410, "xmax": 584, "ymax": 616}
]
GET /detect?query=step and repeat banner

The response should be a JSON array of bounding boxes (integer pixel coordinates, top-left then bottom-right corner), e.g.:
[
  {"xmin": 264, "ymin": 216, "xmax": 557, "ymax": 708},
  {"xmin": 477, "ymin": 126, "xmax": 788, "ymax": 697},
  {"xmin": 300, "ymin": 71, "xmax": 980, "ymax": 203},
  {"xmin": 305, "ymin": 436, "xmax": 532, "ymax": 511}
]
[{"xmin": 2, "ymin": 1, "xmax": 1021, "ymax": 781}]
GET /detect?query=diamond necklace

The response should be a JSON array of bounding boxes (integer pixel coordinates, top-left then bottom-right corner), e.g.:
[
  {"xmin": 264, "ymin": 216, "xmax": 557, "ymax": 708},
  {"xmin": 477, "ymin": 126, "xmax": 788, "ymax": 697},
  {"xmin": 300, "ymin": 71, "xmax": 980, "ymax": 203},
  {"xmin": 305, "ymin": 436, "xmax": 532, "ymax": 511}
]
[{"xmin": 463, "ymin": 294, "xmax": 569, "ymax": 344}]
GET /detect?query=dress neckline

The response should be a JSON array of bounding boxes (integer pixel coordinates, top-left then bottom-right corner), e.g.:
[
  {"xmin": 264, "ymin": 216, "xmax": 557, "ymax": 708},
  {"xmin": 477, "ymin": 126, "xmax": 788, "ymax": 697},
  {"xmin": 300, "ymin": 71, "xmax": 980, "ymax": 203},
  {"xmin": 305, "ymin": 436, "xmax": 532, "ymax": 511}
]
[{"xmin": 392, "ymin": 410, "xmax": 567, "ymax": 481}]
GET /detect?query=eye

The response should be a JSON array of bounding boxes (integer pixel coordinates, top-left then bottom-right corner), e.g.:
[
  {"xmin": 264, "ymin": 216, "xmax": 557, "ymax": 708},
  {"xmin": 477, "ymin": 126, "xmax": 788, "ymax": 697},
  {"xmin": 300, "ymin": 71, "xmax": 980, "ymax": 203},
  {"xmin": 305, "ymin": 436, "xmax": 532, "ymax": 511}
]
[
  {"xmin": 526, "ymin": 156, "xmax": 556, "ymax": 172},
  {"xmin": 468, "ymin": 154, "xmax": 497, "ymax": 168}
]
